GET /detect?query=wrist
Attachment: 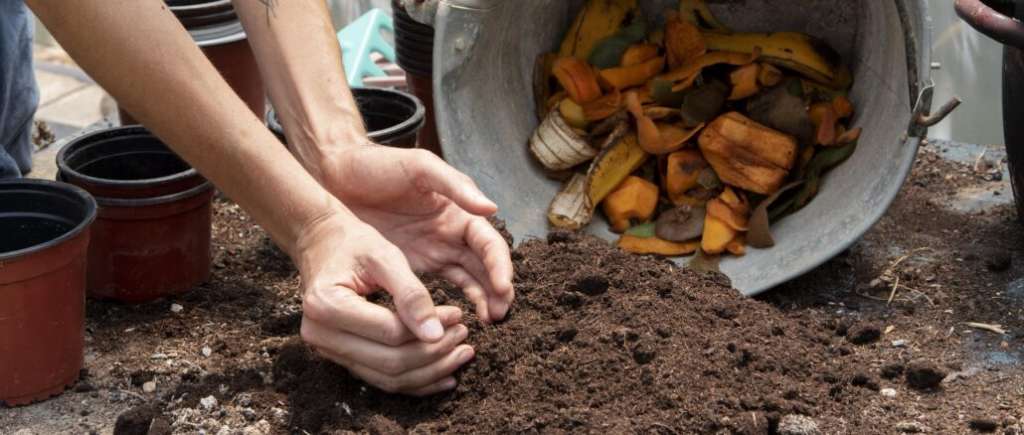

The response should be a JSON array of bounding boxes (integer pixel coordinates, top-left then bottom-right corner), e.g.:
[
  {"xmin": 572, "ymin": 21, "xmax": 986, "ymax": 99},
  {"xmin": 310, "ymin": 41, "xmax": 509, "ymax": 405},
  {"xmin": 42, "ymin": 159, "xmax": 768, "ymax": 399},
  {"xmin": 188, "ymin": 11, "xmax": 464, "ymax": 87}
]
[
  {"xmin": 279, "ymin": 98, "xmax": 370, "ymax": 172},
  {"xmin": 290, "ymin": 198, "xmax": 360, "ymax": 270},
  {"xmin": 290, "ymin": 121, "xmax": 373, "ymax": 182}
]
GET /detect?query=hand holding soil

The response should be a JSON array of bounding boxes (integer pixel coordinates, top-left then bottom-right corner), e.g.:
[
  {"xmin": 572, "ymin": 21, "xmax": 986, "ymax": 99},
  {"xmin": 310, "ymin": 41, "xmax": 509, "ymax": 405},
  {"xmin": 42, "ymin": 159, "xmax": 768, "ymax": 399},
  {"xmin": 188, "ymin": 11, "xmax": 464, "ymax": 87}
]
[
  {"xmin": 291, "ymin": 145, "xmax": 514, "ymax": 395},
  {"xmin": 314, "ymin": 145, "xmax": 516, "ymax": 323},
  {"xmin": 293, "ymin": 212, "xmax": 476, "ymax": 396}
]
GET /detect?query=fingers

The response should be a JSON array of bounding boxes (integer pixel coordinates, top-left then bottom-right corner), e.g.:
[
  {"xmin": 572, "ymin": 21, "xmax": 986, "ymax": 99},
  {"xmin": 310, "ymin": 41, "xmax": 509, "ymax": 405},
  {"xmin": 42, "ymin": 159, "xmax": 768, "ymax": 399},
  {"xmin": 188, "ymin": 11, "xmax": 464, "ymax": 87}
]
[
  {"xmin": 312, "ymin": 323, "xmax": 470, "ymax": 377},
  {"xmin": 464, "ymin": 218, "xmax": 515, "ymax": 320},
  {"xmin": 409, "ymin": 377, "xmax": 458, "ymax": 396},
  {"xmin": 303, "ymin": 285, "xmax": 463, "ymax": 346},
  {"xmin": 367, "ymin": 250, "xmax": 444, "ymax": 342},
  {"xmin": 411, "ymin": 150, "xmax": 498, "ymax": 216},
  {"xmin": 441, "ymin": 266, "xmax": 491, "ymax": 323},
  {"xmin": 330, "ymin": 344, "xmax": 475, "ymax": 396}
]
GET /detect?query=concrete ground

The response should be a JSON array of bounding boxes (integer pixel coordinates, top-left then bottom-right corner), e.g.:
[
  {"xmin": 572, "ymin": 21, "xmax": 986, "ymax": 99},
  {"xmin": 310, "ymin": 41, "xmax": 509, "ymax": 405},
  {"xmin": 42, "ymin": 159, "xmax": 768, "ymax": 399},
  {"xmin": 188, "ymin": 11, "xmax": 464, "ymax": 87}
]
[{"xmin": 29, "ymin": 44, "xmax": 114, "ymax": 181}]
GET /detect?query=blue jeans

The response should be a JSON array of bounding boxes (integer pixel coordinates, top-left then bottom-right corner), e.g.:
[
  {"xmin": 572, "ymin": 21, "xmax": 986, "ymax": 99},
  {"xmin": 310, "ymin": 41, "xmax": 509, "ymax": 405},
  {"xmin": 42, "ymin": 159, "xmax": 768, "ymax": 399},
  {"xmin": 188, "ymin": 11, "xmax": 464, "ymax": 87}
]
[{"xmin": 0, "ymin": 1, "xmax": 38, "ymax": 179}]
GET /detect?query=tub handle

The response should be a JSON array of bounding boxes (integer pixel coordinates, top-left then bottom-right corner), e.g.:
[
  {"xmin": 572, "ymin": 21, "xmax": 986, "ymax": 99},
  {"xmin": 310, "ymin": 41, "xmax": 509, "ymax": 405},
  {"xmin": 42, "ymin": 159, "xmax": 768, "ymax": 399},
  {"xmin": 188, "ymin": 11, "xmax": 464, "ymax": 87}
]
[
  {"xmin": 915, "ymin": 96, "xmax": 961, "ymax": 128},
  {"xmin": 909, "ymin": 82, "xmax": 960, "ymax": 137}
]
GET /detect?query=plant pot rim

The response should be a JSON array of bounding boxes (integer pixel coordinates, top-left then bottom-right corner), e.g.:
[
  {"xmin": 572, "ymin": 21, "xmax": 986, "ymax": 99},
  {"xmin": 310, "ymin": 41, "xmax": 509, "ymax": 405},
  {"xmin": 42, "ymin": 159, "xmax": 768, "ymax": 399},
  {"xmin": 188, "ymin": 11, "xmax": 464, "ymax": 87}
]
[
  {"xmin": 57, "ymin": 125, "xmax": 201, "ymax": 190},
  {"xmin": 94, "ymin": 181, "xmax": 213, "ymax": 208},
  {"xmin": 268, "ymin": 87, "xmax": 426, "ymax": 145},
  {"xmin": 0, "ymin": 179, "xmax": 97, "ymax": 262},
  {"xmin": 188, "ymin": 18, "xmax": 247, "ymax": 47},
  {"xmin": 164, "ymin": 0, "xmax": 247, "ymax": 46}
]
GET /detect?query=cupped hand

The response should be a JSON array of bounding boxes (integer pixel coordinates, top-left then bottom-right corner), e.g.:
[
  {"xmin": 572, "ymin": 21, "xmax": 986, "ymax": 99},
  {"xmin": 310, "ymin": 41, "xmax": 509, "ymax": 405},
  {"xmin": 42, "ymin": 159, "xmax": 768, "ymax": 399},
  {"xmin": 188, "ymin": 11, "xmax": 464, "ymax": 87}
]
[
  {"xmin": 317, "ymin": 145, "xmax": 515, "ymax": 323},
  {"xmin": 294, "ymin": 212, "xmax": 474, "ymax": 396}
]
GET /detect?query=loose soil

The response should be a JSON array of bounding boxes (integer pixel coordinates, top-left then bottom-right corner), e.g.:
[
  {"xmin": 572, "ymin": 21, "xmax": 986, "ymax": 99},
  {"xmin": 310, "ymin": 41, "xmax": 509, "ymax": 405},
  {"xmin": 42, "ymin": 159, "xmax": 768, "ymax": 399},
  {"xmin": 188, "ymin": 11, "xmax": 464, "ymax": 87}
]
[{"xmin": 2, "ymin": 146, "xmax": 1023, "ymax": 434}]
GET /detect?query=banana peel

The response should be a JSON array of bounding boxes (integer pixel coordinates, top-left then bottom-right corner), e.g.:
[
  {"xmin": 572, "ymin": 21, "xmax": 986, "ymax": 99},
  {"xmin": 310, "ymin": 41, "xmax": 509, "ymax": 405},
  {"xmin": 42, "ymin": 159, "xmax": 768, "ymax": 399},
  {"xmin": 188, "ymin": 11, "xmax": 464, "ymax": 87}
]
[
  {"xmin": 702, "ymin": 31, "xmax": 851, "ymax": 89},
  {"xmin": 559, "ymin": 0, "xmax": 639, "ymax": 60},
  {"xmin": 679, "ymin": 0, "xmax": 730, "ymax": 32},
  {"xmin": 587, "ymin": 133, "xmax": 650, "ymax": 205},
  {"xmin": 548, "ymin": 173, "xmax": 594, "ymax": 229},
  {"xmin": 658, "ymin": 49, "xmax": 760, "ymax": 92},
  {"xmin": 530, "ymin": 110, "xmax": 599, "ymax": 171}
]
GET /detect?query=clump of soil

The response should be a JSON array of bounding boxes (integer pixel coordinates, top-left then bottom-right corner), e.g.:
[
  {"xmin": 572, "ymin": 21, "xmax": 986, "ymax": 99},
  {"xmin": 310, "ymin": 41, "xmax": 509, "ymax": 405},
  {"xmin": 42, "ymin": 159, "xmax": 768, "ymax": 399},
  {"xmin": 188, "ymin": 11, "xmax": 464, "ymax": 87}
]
[
  {"xmin": 113, "ymin": 404, "xmax": 168, "ymax": 435},
  {"xmin": 904, "ymin": 359, "xmax": 947, "ymax": 391}
]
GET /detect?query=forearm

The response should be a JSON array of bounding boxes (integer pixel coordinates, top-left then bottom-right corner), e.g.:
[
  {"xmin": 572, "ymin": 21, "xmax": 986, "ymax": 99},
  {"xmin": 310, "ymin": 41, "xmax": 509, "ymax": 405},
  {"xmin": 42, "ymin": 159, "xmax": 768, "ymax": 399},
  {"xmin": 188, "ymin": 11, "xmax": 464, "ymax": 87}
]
[
  {"xmin": 27, "ymin": 0, "xmax": 354, "ymax": 256},
  {"xmin": 232, "ymin": 0, "xmax": 366, "ymax": 181}
]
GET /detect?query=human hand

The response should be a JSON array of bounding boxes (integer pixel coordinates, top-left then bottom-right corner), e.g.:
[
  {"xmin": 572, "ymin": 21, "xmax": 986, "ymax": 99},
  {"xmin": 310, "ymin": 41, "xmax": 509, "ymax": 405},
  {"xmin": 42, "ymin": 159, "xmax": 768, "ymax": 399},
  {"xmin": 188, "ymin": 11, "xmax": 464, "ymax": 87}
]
[
  {"xmin": 294, "ymin": 211, "xmax": 475, "ymax": 395},
  {"xmin": 314, "ymin": 145, "xmax": 515, "ymax": 323}
]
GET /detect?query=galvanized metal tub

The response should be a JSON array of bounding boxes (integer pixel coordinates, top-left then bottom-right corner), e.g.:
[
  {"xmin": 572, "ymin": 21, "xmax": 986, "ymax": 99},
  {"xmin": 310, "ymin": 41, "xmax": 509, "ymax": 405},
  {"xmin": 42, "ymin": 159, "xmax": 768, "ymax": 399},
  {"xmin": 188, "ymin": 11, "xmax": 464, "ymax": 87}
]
[{"xmin": 432, "ymin": 0, "xmax": 934, "ymax": 295}]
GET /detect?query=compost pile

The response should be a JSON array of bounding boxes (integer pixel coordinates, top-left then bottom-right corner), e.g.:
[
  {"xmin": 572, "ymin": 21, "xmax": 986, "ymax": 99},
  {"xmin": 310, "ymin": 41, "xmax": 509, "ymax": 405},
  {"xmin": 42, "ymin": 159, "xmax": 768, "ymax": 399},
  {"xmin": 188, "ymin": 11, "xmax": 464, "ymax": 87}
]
[
  {"xmin": 532, "ymin": 0, "xmax": 859, "ymax": 258},
  {"xmin": 263, "ymin": 232, "xmax": 903, "ymax": 433}
]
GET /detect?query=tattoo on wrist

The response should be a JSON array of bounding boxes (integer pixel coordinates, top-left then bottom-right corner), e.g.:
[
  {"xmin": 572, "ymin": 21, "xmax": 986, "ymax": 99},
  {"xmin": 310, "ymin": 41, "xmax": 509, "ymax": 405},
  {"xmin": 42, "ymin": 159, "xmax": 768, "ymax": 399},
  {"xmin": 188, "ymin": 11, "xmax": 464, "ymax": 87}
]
[{"xmin": 257, "ymin": 0, "xmax": 278, "ymax": 23}]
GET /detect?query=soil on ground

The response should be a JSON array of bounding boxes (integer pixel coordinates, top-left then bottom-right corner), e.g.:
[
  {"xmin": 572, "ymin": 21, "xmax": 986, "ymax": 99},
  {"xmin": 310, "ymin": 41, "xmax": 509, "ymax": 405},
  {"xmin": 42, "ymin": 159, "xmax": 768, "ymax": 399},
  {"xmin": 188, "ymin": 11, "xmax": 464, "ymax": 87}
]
[{"xmin": 2, "ymin": 146, "xmax": 1023, "ymax": 434}]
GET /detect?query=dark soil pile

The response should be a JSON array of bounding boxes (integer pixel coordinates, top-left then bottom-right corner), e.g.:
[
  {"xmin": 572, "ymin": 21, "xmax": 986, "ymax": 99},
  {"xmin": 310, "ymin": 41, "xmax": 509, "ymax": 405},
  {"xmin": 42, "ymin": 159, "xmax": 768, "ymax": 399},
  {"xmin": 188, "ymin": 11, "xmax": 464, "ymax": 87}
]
[{"xmin": 266, "ymin": 232, "xmax": 889, "ymax": 434}]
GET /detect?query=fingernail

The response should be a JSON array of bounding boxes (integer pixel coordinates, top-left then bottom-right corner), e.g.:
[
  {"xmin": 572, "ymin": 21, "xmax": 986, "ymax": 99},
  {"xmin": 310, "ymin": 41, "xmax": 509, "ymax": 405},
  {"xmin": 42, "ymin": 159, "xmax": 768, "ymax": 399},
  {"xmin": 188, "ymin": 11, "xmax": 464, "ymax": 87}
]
[
  {"xmin": 420, "ymin": 318, "xmax": 444, "ymax": 341},
  {"xmin": 442, "ymin": 377, "xmax": 457, "ymax": 390},
  {"xmin": 459, "ymin": 347, "xmax": 475, "ymax": 363}
]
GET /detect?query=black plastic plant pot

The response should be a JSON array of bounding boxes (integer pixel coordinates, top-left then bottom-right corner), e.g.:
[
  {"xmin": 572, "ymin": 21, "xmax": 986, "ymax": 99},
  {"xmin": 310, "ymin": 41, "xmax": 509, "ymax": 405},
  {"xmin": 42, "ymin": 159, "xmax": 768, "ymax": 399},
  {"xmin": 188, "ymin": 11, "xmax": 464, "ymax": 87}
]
[
  {"xmin": 267, "ymin": 87, "xmax": 426, "ymax": 148},
  {"xmin": 0, "ymin": 179, "xmax": 97, "ymax": 406},
  {"xmin": 56, "ymin": 126, "xmax": 214, "ymax": 303},
  {"xmin": 57, "ymin": 126, "xmax": 205, "ymax": 200}
]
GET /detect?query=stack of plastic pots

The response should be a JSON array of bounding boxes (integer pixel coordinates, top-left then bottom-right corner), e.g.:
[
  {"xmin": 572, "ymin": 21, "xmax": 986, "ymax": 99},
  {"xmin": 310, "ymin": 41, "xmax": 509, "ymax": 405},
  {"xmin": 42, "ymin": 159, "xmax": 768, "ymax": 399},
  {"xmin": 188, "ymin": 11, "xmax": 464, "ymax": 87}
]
[
  {"xmin": 268, "ymin": 87, "xmax": 425, "ymax": 148},
  {"xmin": 391, "ymin": 0, "xmax": 442, "ymax": 157},
  {"xmin": 119, "ymin": 0, "xmax": 265, "ymax": 125},
  {"xmin": 57, "ymin": 126, "xmax": 214, "ymax": 303},
  {"xmin": 0, "ymin": 180, "xmax": 96, "ymax": 406}
]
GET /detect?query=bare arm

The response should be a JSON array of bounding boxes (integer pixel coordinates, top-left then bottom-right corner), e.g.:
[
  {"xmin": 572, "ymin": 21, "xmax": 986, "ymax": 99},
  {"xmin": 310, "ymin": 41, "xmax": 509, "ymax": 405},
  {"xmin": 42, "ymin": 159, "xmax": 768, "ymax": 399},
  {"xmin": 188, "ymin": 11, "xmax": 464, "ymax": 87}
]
[
  {"xmin": 27, "ymin": 0, "xmax": 343, "ymax": 255},
  {"xmin": 231, "ymin": 0, "xmax": 514, "ymax": 323},
  {"xmin": 232, "ymin": 0, "xmax": 365, "ymax": 181}
]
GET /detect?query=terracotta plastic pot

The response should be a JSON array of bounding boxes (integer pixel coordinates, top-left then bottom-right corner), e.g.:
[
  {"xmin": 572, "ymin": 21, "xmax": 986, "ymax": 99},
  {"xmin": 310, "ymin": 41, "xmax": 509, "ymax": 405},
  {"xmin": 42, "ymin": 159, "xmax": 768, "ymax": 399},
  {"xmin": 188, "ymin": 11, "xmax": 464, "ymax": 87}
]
[
  {"xmin": 119, "ymin": 0, "xmax": 265, "ymax": 125},
  {"xmin": 267, "ymin": 87, "xmax": 425, "ymax": 148},
  {"xmin": 57, "ymin": 127, "xmax": 213, "ymax": 303},
  {"xmin": 0, "ymin": 179, "xmax": 96, "ymax": 406},
  {"xmin": 956, "ymin": 0, "xmax": 1024, "ymax": 221},
  {"xmin": 391, "ymin": 0, "xmax": 442, "ymax": 157}
]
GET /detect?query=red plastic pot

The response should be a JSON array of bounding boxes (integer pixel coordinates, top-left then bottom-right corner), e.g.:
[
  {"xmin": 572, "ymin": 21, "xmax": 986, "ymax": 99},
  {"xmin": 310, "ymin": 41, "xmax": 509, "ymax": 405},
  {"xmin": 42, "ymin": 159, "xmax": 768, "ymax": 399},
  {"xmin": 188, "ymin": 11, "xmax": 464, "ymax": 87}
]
[
  {"xmin": 57, "ymin": 127, "xmax": 213, "ymax": 303},
  {"xmin": 0, "ymin": 179, "xmax": 96, "ymax": 406},
  {"xmin": 119, "ymin": 1, "xmax": 265, "ymax": 125}
]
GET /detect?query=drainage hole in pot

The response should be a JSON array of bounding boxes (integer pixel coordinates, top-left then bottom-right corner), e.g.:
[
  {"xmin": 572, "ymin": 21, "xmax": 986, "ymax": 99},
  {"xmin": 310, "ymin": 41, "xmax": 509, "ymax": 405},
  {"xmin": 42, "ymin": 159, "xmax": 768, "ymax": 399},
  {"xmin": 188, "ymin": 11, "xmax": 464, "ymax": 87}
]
[
  {"xmin": 0, "ymin": 215, "xmax": 74, "ymax": 253},
  {"xmin": 76, "ymin": 151, "xmax": 191, "ymax": 181}
]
